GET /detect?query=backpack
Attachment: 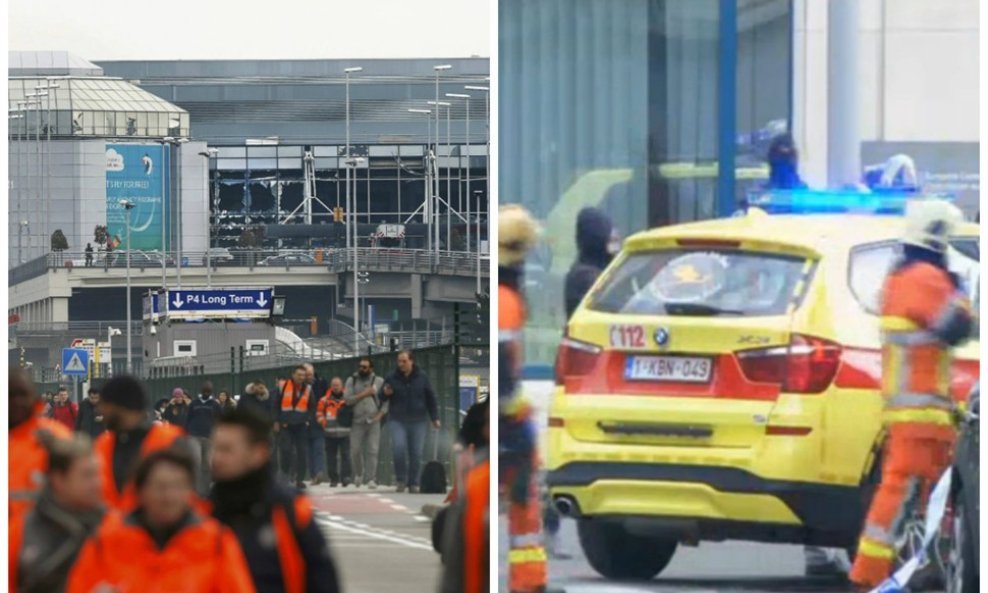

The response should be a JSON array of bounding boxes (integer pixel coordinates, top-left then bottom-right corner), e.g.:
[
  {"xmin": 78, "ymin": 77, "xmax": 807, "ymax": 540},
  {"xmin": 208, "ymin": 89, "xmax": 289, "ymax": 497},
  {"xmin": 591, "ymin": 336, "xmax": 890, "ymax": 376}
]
[{"xmin": 340, "ymin": 374, "xmax": 386, "ymax": 428}]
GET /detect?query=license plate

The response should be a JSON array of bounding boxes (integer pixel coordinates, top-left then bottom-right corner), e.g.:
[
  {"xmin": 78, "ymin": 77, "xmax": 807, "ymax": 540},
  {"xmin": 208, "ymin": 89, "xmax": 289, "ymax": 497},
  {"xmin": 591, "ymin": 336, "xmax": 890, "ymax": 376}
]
[{"xmin": 625, "ymin": 356, "xmax": 713, "ymax": 383}]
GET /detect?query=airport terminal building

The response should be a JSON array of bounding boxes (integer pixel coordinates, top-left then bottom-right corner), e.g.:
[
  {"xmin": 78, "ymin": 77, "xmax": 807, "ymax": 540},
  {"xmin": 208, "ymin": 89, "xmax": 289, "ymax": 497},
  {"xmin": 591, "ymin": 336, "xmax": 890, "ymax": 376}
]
[{"xmin": 8, "ymin": 51, "xmax": 490, "ymax": 373}]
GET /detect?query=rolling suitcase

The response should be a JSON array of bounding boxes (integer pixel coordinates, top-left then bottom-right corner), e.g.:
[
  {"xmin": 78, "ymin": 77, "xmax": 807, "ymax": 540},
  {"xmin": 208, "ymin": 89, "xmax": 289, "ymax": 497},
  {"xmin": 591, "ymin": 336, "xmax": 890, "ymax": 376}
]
[{"xmin": 420, "ymin": 429, "xmax": 447, "ymax": 494}]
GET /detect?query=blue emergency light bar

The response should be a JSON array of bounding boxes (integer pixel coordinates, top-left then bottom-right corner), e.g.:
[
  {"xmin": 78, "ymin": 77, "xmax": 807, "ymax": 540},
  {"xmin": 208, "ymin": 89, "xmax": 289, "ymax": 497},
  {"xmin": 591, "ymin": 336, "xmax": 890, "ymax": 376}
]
[{"xmin": 746, "ymin": 189, "xmax": 952, "ymax": 216}]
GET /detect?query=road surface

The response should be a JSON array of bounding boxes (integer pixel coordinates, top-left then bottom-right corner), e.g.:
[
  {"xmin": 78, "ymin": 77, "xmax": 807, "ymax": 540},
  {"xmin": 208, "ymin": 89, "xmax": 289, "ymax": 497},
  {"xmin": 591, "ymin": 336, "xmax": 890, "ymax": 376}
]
[{"xmin": 309, "ymin": 485, "xmax": 444, "ymax": 593}]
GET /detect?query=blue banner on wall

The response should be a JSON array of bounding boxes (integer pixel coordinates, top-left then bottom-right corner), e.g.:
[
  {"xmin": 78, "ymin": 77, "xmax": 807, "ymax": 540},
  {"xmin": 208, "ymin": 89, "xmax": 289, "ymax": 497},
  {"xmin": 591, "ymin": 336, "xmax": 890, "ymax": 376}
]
[{"xmin": 106, "ymin": 144, "xmax": 168, "ymax": 251}]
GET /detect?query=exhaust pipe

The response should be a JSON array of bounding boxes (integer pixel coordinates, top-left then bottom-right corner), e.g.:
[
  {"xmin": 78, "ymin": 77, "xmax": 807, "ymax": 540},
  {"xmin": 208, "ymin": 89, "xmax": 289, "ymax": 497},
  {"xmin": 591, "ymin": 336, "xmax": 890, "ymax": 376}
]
[{"xmin": 554, "ymin": 496, "xmax": 577, "ymax": 517}]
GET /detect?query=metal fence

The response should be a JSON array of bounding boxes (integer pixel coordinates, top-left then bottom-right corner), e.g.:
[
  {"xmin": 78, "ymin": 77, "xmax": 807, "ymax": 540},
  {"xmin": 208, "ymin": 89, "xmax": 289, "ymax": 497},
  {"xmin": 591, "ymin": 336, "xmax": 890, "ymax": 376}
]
[
  {"xmin": 139, "ymin": 344, "xmax": 486, "ymax": 487},
  {"xmin": 10, "ymin": 248, "xmax": 490, "ymax": 284}
]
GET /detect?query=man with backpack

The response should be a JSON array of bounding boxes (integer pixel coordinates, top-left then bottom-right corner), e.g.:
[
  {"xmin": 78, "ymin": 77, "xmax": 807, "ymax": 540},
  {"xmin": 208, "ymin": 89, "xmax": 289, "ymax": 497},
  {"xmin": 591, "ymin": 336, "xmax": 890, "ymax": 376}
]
[
  {"xmin": 343, "ymin": 357, "xmax": 386, "ymax": 489},
  {"xmin": 317, "ymin": 377, "xmax": 352, "ymax": 487}
]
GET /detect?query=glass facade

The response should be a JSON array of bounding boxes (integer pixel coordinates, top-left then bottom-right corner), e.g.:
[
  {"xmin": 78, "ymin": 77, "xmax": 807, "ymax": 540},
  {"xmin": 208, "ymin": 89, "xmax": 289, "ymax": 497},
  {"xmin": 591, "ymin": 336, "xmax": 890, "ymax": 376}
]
[
  {"xmin": 208, "ymin": 142, "xmax": 489, "ymax": 250},
  {"xmin": 499, "ymin": 0, "xmax": 792, "ymax": 364},
  {"xmin": 8, "ymin": 77, "xmax": 190, "ymax": 139}
]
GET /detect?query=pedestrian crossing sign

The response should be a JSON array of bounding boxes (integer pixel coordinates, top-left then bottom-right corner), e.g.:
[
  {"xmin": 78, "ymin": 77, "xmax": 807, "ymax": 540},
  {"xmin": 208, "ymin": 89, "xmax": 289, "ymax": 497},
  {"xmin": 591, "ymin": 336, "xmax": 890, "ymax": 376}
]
[{"xmin": 61, "ymin": 348, "xmax": 90, "ymax": 377}]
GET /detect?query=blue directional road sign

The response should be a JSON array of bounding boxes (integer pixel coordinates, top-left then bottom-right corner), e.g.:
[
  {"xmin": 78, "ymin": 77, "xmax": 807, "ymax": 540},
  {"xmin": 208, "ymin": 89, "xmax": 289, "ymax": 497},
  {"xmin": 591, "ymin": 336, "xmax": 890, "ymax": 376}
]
[
  {"xmin": 166, "ymin": 288, "xmax": 274, "ymax": 319},
  {"xmin": 62, "ymin": 348, "xmax": 90, "ymax": 377}
]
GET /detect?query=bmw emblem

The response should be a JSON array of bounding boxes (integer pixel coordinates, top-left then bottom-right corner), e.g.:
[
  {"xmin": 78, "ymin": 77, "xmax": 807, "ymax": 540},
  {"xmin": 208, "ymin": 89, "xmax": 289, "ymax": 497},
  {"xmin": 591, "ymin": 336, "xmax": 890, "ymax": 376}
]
[{"xmin": 654, "ymin": 328, "xmax": 670, "ymax": 347}]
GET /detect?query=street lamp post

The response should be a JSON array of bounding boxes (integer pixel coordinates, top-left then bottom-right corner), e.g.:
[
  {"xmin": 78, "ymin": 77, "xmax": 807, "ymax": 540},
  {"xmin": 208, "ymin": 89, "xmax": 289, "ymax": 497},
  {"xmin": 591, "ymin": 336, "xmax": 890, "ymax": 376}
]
[
  {"xmin": 474, "ymin": 190, "xmax": 483, "ymax": 294},
  {"xmin": 345, "ymin": 155, "xmax": 365, "ymax": 353},
  {"xmin": 163, "ymin": 136, "xmax": 189, "ymax": 287},
  {"xmin": 119, "ymin": 199, "xmax": 136, "ymax": 374},
  {"xmin": 464, "ymin": 85, "xmax": 490, "ymax": 244},
  {"xmin": 198, "ymin": 148, "xmax": 219, "ymax": 287},
  {"xmin": 433, "ymin": 65, "xmax": 451, "ymax": 254},
  {"xmin": 408, "ymin": 108, "xmax": 433, "ymax": 253},
  {"xmin": 26, "ymin": 91, "xmax": 48, "ymax": 259},
  {"xmin": 344, "ymin": 66, "xmax": 363, "ymax": 277},
  {"xmin": 427, "ymin": 100, "xmax": 451, "ymax": 252},
  {"xmin": 446, "ymin": 93, "xmax": 472, "ymax": 253},
  {"xmin": 39, "ymin": 80, "xmax": 60, "ymax": 248}
]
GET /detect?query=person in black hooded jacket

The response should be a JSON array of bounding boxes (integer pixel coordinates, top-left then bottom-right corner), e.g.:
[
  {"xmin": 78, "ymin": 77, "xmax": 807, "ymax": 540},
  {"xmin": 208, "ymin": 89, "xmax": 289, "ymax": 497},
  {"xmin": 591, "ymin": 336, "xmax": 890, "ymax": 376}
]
[{"xmin": 564, "ymin": 207, "xmax": 618, "ymax": 318}]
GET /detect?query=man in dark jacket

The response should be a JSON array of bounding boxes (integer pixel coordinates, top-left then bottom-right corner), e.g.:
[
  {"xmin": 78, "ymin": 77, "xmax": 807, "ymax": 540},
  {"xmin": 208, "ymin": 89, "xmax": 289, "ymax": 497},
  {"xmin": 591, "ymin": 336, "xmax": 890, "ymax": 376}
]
[
  {"xmin": 186, "ymin": 381, "xmax": 222, "ymax": 495},
  {"xmin": 240, "ymin": 381, "xmax": 276, "ymax": 425},
  {"xmin": 211, "ymin": 407, "xmax": 340, "ymax": 593},
  {"xmin": 564, "ymin": 207, "xmax": 618, "ymax": 318},
  {"xmin": 381, "ymin": 351, "xmax": 440, "ymax": 493},
  {"xmin": 75, "ymin": 387, "xmax": 105, "ymax": 438},
  {"xmin": 10, "ymin": 433, "xmax": 106, "ymax": 593},
  {"xmin": 303, "ymin": 363, "xmax": 328, "ymax": 484}
]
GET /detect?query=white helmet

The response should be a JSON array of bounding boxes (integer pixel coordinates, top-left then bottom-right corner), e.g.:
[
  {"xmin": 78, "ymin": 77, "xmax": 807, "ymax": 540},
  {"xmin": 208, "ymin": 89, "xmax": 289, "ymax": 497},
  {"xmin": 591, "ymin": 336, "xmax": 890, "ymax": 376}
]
[{"xmin": 902, "ymin": 199, "xmax": 963, "ymax": 253}]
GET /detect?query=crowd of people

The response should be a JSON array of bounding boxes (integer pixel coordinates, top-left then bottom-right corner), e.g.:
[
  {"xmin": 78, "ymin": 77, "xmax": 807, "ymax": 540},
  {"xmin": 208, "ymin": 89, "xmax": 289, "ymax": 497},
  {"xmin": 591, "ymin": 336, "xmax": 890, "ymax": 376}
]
[{"xmin": 9, "ymin": 349, "xmax": 455, "ymax": 593}]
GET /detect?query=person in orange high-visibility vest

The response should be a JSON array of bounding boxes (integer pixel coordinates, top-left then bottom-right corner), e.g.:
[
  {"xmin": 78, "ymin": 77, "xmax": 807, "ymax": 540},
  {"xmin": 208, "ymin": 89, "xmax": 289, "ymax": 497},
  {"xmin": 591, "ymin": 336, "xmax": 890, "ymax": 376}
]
[
  {"xmin": 67, "ymin": 447, "xmax": 255, "ymax": 593},
  {"xmin": 9, "ymin": 368, "xmax": 73, "ymax": 523},
  {"xmin": 850, "ymin": 199, "xmax": 975, "ymax": 589},
  {"xmin": 278, "ymin": 365, "xmax": 314, "ymax": 489},
  {"xmin": 498, "ymin": 205, "xmax": 551, "ymax": 593},
  {"xmin": 317, "ymin": 377, "xmax": 353, "ymax": 486},
  {"xmin": 93, "ymin": 375, "xmax": 187, "ymax": 512}
]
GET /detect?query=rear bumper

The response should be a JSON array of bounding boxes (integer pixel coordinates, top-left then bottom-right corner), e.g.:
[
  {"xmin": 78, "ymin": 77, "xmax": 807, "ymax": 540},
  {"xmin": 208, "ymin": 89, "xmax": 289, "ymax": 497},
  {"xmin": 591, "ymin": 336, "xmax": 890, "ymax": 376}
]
[{"xmin": 547, "ymin": 462, "xmax": 865, "ymax": 545}]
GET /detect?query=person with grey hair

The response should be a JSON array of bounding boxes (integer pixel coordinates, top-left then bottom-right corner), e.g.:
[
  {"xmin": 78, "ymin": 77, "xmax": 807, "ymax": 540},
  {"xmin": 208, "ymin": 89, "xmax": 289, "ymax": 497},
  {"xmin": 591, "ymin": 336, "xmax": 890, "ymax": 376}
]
[{"xmin": 344, "ymin": 357, "xmax": 386, "ymax": 489}]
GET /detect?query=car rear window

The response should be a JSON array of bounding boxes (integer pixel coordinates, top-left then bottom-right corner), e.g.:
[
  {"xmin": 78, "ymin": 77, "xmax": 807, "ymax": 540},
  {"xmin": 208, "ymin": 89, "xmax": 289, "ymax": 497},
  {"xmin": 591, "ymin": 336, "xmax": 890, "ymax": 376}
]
[
  {"xmin": 587, "ymin": 249, "xmax": 811, "ymax": 317},
  {"xmin": 849, "ymin": 239, "xmax": 981, "ymax": 316}
]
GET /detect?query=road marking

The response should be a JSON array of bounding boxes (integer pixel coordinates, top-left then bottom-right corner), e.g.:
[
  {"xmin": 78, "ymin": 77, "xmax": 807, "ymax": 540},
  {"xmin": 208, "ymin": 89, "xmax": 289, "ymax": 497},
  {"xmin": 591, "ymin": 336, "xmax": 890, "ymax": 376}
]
[
  {"xmin": 389, "ymin": 504, "xmax": 408, "ymax": 511},
  {"xmin": 317, "ymin": 514, "xmax": 433, "ymax": 552},
  {"xmin": 413, "ymin": 515, "xmax": 431, "ymax": 523}
]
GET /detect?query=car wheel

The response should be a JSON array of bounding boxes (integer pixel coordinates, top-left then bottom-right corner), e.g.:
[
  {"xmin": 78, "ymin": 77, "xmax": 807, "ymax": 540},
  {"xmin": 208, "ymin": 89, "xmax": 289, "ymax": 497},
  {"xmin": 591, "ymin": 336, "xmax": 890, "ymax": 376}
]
[
  {"xmin": 946, "ymin": 494, "xmax": 978, "ymax": 593},
  {"xmin": 577, "ymin": 519, "xmax": 677, "ymax": 581}
]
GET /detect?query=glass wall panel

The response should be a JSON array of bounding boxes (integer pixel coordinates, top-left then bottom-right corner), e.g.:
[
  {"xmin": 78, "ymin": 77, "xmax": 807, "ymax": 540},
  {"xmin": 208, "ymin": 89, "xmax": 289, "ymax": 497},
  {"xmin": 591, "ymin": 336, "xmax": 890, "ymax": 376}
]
[{"xmin": 500, "ymin": 0, "xmax": 792, "ymax": 364}]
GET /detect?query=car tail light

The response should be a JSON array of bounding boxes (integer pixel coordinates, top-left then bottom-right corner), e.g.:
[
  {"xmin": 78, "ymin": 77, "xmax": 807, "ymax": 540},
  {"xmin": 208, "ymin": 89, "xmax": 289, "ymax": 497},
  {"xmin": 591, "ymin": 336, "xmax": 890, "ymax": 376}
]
[
  {"xmin": 555, "ymin": 336, "xmax": 602, "ymax": 386},
  {"xmin": 736, "ymin": 334, "xmax": 842, "ymax": 394}
]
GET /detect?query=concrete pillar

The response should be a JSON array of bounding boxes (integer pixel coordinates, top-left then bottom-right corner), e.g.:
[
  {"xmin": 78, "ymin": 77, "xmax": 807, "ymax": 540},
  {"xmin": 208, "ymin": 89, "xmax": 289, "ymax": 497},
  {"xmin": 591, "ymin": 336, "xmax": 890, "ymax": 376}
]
[
  {"xmin": 827, "ymin": 0, "xmax": 861, "ymax": 187},
  {"xmin": 411, "ymin": 274, "xmax": 423, "ymax": 318},
  {"xmin": 51, "ymin": 297, "xmax": 70, "ymax": 323}
]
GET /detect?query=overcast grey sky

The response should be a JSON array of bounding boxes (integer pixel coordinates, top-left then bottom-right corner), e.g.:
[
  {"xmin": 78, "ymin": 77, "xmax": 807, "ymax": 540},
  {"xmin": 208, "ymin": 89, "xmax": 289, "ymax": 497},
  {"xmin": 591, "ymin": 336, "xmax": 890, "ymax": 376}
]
[{"xmin": 8, "ymin": 0, "xmax": 490, "ymax": 61}]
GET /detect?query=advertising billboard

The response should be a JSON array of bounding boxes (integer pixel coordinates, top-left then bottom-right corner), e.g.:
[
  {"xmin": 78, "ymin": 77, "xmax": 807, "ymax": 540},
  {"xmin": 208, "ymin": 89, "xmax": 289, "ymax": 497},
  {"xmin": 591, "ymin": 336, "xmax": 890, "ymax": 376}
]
[{"xmin": 106, "ymin": 143, "xmax": 168, "ymax": 251}]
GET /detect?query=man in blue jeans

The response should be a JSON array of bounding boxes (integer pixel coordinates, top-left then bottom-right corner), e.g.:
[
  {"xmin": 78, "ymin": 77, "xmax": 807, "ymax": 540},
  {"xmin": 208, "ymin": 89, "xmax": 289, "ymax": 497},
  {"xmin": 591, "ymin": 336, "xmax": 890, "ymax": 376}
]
[{"xmin": 381, "ymin": 351, "xmax": 440, "ymax": 493}]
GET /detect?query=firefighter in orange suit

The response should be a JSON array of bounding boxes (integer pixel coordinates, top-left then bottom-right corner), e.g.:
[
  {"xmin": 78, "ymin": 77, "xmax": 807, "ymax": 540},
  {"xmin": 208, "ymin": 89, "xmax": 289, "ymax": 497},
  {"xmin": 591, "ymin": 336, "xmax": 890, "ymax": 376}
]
[
  {"xmin": 850, "ymin": 199, "xmax": 975, "ymax": 589},
  {"xmin": 9, "ymin": 368, "xmax": 72, "ymax": 522},
  {"xmin": 498, "ymin": 204, "xmax": 551, "ymax": 593},
  {"xmin": 93, "ymin": 375, "xmax": 186, "ymax": 512}
]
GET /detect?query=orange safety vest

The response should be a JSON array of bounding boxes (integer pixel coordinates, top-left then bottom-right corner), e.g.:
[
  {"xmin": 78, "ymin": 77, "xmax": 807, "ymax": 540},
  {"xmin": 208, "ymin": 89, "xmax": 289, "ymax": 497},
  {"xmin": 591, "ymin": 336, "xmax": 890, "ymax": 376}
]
[
  {"xmin": 9, "ymin": 413, "xmax": 72, "ymax": 521},
  {"xmin": 95, "ymin": 423, "xmax": 185, "ymax": 511},
  {"xmin": 280, "ymin": 381, "xmax": 312, "ymax": 413},
  {"xmin": 66, "ymin": 511, "xmax": 256, "ymax": 593},
  {"xmin": 316, "ymin": 394, "xmax": 345, "ymax": 428},
  {"xmin": 271, "ymin": 495, "xmax": 315, "ymax": 593},
  {"xmin": 880, "ymin": 261, "xmax": 972, "ymax": 441},
  {"xmin": 463, "ymin": 459, "xmax": 490, "ymax": 593},
  {"xmin": 498, "ymin": 283, "xmax": 527, "ymax": 415}
]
